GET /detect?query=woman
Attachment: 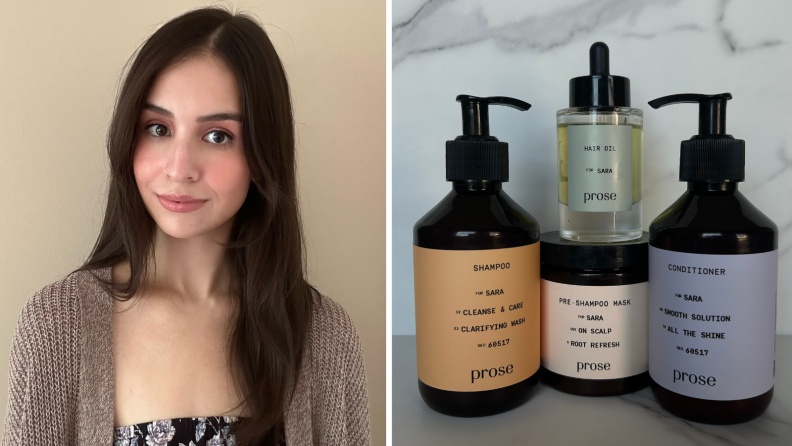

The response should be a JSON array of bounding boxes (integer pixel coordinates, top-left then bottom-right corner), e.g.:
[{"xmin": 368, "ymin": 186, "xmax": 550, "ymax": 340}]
[{"xmin": 1, "ymin": 6, "xmax": 370, "ymax": 446}]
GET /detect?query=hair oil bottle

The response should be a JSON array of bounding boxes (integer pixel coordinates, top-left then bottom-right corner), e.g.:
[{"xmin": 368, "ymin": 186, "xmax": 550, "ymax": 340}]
[{"xmin": 557, "ymin": 42, "xmax": 643, "ymax": 242}]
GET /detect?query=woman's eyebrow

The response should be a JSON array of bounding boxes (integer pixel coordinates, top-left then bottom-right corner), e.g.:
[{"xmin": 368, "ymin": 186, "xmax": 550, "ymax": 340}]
[
  {"xmin": 196, "ymin": 112, "xmax": 242, "ymax": 123},
  {"xmin": 143, "ymin": 103, "xmax": 241, "ymax": 122}
]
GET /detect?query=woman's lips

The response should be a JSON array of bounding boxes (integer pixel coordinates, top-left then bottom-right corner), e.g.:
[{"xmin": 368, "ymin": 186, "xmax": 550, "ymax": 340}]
[{"xmin": 157, "ymin": 195, "xmax": 207, "ymax": 213}]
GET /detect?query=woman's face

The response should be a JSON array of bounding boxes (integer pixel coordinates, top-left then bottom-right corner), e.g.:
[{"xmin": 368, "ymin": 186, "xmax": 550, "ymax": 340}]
[{"xmin": 133, "ymin": 53, "xmax": 250, "ymax": 240}]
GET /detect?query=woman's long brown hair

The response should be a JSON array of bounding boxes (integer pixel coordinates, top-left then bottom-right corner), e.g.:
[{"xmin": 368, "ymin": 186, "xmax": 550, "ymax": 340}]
[{"xmin": 71, "ymin": 6, "xmax": 313, "ymax": 445}]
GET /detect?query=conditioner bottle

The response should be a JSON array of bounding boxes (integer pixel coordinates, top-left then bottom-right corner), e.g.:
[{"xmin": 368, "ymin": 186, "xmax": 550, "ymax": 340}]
[
  {"xmin": 647, "ymin": 93, "xmax": 778, "ymax": 424},
  {"xmin": 413, "ymin": 95, "xmax": 540, "ymax": 417}
]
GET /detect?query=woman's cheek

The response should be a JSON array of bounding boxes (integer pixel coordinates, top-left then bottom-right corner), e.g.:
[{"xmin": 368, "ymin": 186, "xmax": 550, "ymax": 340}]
[
  {"xmin": 208, "ymin": 153, "xmax": 250, "ymax": 199},
  {"xmin": 132, "ymin": 142, "xmax": 163, "ymax": 184}
]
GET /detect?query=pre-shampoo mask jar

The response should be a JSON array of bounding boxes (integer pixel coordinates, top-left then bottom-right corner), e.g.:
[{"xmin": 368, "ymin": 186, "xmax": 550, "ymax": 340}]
[{"xmin": 539, "ymin": 231, "xmax": 649, "ymax": 396}]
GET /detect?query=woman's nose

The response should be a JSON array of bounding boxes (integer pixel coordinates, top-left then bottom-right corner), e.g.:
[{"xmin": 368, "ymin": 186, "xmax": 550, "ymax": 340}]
[{"xmin": 165, "ymin": 133, "xmax": 200, "ymax": 182}]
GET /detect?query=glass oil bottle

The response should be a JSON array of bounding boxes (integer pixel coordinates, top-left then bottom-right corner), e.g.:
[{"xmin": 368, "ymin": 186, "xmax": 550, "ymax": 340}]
[{"xmin": 557, "ymin": 42, "xmax": 643, "ymax": 242}]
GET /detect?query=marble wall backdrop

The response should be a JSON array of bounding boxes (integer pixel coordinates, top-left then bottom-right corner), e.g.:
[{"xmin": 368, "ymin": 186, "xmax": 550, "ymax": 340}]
[{"xmin": 393, "ymin": 0, "xmax": 792, "ymax": 334}]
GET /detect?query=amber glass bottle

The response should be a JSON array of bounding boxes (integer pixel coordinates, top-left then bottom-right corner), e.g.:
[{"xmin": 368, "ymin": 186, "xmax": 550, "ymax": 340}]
[
  {"xmin": 647, "ymin": 93, "xmax": 778, "ymax": 424},
  {"xmin": 413, "ymin": 95, "xmax": 540, "ymax": 417}
]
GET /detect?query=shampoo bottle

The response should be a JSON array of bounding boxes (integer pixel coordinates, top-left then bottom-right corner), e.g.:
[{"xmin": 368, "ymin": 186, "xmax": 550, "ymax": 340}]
[
  {"xmin": 413, "ymin": 95, "xmax": 541, "ymax": 417},
  {"xmin": 647, "ymin": 93, "xmax": 778, "ymax": 424}
]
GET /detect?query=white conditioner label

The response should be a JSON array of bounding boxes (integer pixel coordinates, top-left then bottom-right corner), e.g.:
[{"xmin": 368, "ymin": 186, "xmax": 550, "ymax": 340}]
[
  {"xmin": 541, "ymin": 279, "xmax": 648, "ymax": 379},
  {"xmin": 649, "ymin": 247, "xmax": 778, "ymax": 400}
]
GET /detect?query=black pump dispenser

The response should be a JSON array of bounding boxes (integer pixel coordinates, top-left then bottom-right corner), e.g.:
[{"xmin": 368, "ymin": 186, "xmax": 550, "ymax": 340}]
[
  {"xmin": 446, "ymin": 95, "xmax": 531, "ymax": 182},
  {"xmin": 649, "ymin": 93, "xmax": 745, "ymax": 182},
  {"xmin": 569, "ymin": 42, "xmax": 630, "ymax": 107}
]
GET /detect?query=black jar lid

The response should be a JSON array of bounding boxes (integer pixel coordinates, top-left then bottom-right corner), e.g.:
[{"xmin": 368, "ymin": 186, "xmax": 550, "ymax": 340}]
[{"xmin": 540, "ymin": 231, "xmax": 649, "ymax": 270}]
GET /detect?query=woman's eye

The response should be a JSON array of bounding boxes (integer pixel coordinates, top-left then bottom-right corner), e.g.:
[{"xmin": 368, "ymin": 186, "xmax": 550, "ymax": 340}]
[
  {"xmin": 204, "ymin": 130, "xmax": 233, "ymax": 145},
  {"xmin": 142, "ymin": 125, "xmax": 231, "ymax": 145},
  {"xmin": 145, "ymin": 124, "xmax": 170, "ymax": 137}
]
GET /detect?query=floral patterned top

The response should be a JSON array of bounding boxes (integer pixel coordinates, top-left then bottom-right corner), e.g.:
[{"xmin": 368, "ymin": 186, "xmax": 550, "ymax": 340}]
[{"xmin": 114, "ymin": 416, "xmax": 242, "ymax": 446}]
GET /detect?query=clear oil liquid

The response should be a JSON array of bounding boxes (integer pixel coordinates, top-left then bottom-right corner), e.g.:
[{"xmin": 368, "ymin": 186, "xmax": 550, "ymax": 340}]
[{"xmin": 557, "ymin": 107, "xmax": 643, "ymax": 242}]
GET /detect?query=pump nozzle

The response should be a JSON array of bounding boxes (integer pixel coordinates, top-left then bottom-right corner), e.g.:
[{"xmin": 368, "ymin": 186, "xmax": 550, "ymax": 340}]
[
  {"xmin": 649, "ymin": 93, "xmax": 733, "ymax": 138},
  {"xmin": 447, "ymin": 94, "xmax": 531, "ymax": 182},
  {"xmin": 648, "ymin": 92, "xmax": 744, "ymax": 182},
  {"xmin": 456, "ymin": 95, "xmax": 531, "ymax": 140}
]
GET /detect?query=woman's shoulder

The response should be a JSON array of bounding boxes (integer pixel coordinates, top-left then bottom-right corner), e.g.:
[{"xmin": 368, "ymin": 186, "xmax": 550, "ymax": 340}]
[
  {"xmin": 13, "ymin": 267, "xmax": 111, "ymax": 345},
  {"xmin": 307, "ymin": 289, "xmax": 367, "ymax": 374},
  {"xmin": 16, "ymin": 270, "xmax": 81, "ymax": 330},
  {"xmin": 303, "ymin": 289, "xmax": 371, "ymax": 442},
  {"xmin": 7, "ymin": 271, "xmax": 84, "ymax": 383},
  {"xmin": 308, "ymin": 289, "xmax": 362, "ymax": 348}
]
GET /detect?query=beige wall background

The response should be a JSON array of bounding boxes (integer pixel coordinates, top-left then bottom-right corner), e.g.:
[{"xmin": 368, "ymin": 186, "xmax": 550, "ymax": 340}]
[{"xmin": 0, "ymin": 0, "xmax": 384, "ymax": 443}]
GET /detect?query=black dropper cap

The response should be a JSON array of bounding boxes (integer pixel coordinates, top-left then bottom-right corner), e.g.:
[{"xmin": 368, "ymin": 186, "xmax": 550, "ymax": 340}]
[
  {"xmin": 446, "ymin": 95, "xmax": 531, "ymax": 181},
  {"xmin": 648, "ymin": 93, "xmax": 744, "ymax": 182},
  {"xmin": 569, "ymin": 42, "xmax": 630, "ymax": 107}
]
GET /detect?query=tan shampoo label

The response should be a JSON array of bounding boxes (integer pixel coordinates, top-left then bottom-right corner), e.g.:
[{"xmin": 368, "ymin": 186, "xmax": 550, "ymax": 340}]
[{"xmin": 413, "ymin": 243, "xmax": 540, "ymax": 392}]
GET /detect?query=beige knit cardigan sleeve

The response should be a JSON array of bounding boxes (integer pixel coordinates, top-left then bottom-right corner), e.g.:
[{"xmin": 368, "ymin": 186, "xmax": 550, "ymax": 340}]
[
  {"xmin": 289, "ymin": 290, "xmax": 373, "ymax": 445},
  {"xmin": 1, "ymin": 269, "xmax": 372, "ymax": 445},
  {"xmin": 2, "ymin": 275, "xmax": 83, "ymax": 444}
]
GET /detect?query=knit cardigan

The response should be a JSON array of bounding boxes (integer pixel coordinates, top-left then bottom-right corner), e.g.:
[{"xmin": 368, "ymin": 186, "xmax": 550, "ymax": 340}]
[{"xmin": 1, "ymin": 266, "xmax": 371, "ymax": 445}]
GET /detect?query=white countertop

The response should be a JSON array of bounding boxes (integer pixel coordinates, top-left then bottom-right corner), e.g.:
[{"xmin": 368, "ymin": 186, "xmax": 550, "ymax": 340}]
[{"xmin": 393, "ymin": 335, "xmax": 792, "ymax": 445}]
